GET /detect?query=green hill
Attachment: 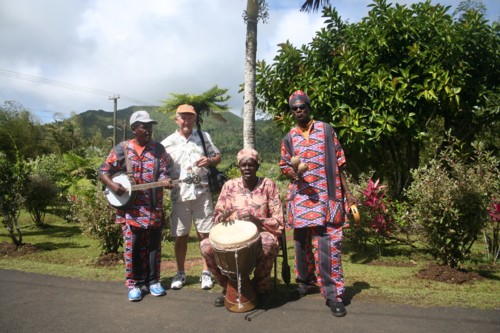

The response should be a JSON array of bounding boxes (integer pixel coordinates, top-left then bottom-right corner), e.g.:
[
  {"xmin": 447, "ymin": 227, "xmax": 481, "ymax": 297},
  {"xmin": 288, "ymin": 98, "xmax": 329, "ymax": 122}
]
[{"xmin": 76, "ymin": 106, "xmax": 283, "ymax": 164}]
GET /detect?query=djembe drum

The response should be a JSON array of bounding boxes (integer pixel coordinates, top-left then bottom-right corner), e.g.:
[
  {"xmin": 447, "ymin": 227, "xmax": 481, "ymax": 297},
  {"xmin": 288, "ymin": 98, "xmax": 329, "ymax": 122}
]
[{"xmin": 209, "ymin": 220, "xmax": 262, "ymax": 312}]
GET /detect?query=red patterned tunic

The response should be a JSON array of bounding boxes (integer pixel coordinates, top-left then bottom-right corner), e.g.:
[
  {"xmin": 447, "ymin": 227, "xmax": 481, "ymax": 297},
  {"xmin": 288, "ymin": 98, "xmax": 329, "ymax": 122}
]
[
  {"xmin": 99, "ymin": 140, "xmax": 173, "ymax": 229},
  {"xmin": 280, "ymin": 121, "xmax": 348, "ymax": 229}
]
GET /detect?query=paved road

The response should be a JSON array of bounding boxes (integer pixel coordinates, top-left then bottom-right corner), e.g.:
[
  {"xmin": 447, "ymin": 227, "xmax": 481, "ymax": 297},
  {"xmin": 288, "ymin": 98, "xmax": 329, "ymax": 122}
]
[{"xmin": 1, "ymin": 269, "xmax": 498, "ymax": 333}]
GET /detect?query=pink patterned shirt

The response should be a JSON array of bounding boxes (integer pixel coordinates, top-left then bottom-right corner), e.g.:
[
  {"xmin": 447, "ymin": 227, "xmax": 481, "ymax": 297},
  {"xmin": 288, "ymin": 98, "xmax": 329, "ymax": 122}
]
[{"xmin": 213, "ymin": 177, "xmax": 284, "ymax": 238}]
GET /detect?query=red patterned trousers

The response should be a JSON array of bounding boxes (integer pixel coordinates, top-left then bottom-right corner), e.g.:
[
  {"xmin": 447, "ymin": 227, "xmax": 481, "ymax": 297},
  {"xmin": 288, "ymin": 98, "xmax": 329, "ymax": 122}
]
[
  {"xmin": 293, "ymin": 225, "xmax": 344, "ymax": 302},
  {"xmin": 122, "ymin": 224, "xmax": 162, "ymax": 289}
]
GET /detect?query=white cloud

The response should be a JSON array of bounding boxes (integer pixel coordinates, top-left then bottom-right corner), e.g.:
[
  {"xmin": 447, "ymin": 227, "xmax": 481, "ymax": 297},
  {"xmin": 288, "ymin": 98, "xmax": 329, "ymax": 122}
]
[{"xmin": 0, "ymin": 0, "xmax": 498, "ymax": 123}]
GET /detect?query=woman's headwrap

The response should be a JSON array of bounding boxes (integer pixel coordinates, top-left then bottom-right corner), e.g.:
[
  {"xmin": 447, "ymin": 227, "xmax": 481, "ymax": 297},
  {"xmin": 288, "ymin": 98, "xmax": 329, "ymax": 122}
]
[
  {"xmin": 237, "ymin": 148, "xmax": 259, "ymax": 164},
  {"xmin": 288, "ymin": 90, "xmax": 310, "ymax": 106}
]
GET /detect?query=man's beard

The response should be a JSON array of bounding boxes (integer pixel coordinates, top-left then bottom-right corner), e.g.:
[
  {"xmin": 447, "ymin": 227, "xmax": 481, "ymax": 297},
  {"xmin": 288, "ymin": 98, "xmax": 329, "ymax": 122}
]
[{"xmin": 180, "ymin": 126, "xmax": 193, "ymax": 136}]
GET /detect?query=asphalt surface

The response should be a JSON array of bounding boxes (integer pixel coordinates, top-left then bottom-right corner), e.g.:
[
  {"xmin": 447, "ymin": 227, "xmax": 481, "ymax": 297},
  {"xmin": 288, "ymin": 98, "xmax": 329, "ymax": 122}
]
[{"xmin": 1, "ymin": 269, "xmax": 499, "ymax": 333}]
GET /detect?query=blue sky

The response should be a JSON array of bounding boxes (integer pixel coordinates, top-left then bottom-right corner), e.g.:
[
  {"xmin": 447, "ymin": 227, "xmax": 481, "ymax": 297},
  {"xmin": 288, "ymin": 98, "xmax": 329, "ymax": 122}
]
[{"xmin": 0, "ymin": 0, "xmax": 498, "ymax": 123}]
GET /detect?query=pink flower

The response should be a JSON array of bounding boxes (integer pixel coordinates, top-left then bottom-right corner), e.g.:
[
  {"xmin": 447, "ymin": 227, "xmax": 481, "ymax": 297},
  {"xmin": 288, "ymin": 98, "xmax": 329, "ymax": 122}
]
[{"xmin": 488, "ymin": 197, "xmax": 500, "ymax": 222}]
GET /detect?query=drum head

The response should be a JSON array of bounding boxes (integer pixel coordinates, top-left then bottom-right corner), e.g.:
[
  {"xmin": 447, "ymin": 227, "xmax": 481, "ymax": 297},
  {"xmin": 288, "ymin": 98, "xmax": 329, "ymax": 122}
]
[{"xmin": 209, "ymin": 220, "xmax": 259, "ymax": 249}]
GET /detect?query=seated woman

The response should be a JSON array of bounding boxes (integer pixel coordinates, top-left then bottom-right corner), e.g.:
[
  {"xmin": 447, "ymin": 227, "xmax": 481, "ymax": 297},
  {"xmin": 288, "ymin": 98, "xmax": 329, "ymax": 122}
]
[{"xmin": 200, "ymin": 148, "xmax": 284, "ymax": 307}]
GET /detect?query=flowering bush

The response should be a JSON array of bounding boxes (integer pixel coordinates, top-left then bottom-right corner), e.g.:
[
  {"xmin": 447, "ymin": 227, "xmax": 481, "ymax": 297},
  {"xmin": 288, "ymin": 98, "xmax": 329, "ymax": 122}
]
[
  {"xmin": 484, "ymin": 197, "xmax": 500, "ymax": 263},
  {"xmin": 344, "ymin": 175, "xmax": 399, "ymax": 255},
  {"xmin": 361, "ymin": 178, "xmax": 393, "ymax": 236}
]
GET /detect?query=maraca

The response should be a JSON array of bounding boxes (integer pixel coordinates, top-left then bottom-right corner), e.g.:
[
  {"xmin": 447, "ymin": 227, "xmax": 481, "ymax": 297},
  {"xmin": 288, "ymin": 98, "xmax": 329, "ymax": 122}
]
[
  {"xmin": 297, "ymin": 162, "xmax": 309, "ymax": 174},
  {"xmin": 291, "ymin": 156, "xmax": 301, "ymax": 169}
]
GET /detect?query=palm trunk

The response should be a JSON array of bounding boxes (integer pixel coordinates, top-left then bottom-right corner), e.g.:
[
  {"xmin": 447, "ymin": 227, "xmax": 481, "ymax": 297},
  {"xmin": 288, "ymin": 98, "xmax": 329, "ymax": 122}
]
[{"xmin": 243, "ymin": 0, "xmax": 258, "ymax": 149}]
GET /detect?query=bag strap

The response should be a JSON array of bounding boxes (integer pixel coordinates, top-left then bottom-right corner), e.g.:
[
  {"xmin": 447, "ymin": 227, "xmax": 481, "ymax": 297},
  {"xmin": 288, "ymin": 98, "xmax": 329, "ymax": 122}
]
[
  {"xmin": 114, "ymin": 141, "xmax": 132, "ymax": 174},
  {"xmin": 153, "ymin": 143, "xmax": 160, "ymax": 181},
  {"xmin": 151, "ymin": 142, "xmax": 161, "ymax": 207},
  {"xmin": 283, "ymin": 132, "xmax": 294, "ymax": 157},
  {"xmin": 197, "ymin": 129, "xmax": 209, "ymax": 157}
]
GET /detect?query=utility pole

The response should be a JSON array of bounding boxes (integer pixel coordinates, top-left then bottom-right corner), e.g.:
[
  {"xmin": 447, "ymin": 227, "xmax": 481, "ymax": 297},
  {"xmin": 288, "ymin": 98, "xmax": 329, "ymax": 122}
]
[
  {"xmin": 122, "ymin": 118, "xmax": 127, "ymax": 142},
  {"xmin": 109, "ymin": 95, "xmax": 120, "ymax": 146}
]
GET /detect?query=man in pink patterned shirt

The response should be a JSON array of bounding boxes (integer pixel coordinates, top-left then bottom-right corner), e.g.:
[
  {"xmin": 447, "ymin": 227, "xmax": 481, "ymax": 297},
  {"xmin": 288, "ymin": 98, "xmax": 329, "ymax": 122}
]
[{"xmin": 201, "ymin": 148, "xmax": 284, "ymax": 308}]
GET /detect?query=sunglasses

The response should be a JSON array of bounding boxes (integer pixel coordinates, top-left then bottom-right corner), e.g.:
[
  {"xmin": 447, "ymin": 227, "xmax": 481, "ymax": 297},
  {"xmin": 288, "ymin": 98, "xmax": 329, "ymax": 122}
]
[{"xmin": 291, "ymin": 104, "xmax": 307, "ymax": 111}]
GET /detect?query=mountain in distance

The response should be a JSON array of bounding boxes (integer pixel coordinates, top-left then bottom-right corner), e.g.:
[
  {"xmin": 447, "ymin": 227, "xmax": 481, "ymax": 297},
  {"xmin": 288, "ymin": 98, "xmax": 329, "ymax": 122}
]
[{"xmin": 77, "ymin": 106, "xmax": 284, "ymax": 163}]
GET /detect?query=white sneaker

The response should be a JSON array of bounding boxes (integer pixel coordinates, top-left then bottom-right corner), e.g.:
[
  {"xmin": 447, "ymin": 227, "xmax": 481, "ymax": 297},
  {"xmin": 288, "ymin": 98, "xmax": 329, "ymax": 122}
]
[
  {"xmin": 200, "ymin": 272, "xmax": 213, "ymax": 290},
  {"xmin": 171, "ymin": 272, "xmax": 186, "ymax": 290}
]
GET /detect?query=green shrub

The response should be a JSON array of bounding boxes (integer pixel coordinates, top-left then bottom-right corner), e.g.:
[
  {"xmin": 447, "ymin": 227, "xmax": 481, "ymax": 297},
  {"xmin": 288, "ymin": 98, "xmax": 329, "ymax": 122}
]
[
  {"xmin": 70, "ymin": 181, "xmax": 122, "ymax": 254},
  {"xmin": 28, "ymin": 154, "xmax": 70, "ymax": 220},
  {"xmin": 24, "ymin": 174, "xmax": 59, "ymax": 227},
  {"xmin": 0, "ymin": 155, "xmax": 28, "ymax": 246},
  {"xmin": 405, "ymin": 142, "xmax": 499, "ymax": 268}
]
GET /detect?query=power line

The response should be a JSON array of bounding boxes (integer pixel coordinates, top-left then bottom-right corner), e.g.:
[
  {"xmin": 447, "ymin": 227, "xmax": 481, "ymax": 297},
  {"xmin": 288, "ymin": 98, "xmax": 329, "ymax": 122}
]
[{"xmin": 0, "ymin": 68, "xmax": 157, "ymax": 106}]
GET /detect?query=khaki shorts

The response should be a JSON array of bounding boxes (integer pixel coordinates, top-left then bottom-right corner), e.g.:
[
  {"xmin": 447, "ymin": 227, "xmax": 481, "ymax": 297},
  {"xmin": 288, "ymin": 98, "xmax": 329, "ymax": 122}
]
[{"xmin": 170, "ymin": 191, "xmax": 214, "ymax": 237}]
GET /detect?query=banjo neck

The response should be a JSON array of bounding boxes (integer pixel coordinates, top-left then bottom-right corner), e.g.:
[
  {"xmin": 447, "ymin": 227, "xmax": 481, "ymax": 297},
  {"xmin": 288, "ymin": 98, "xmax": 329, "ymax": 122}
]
[{"xmin": 128, "ymin": 178, "xmax": 184, "ymax": 191}]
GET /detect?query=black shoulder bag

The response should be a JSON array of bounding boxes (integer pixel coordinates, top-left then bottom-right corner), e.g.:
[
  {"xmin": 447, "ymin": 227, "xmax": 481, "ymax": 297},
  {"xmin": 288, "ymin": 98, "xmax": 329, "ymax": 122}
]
[{"xmin": 197, "ymin": 130, "xmax": 227, "ymax": 194}]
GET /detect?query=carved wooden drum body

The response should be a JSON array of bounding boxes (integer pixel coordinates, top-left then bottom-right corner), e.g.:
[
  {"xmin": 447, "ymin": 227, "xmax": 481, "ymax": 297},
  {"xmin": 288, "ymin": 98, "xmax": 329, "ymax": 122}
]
[{"xmin": 209, "ymin": 220, "xmax": 261, "ymax": 312}]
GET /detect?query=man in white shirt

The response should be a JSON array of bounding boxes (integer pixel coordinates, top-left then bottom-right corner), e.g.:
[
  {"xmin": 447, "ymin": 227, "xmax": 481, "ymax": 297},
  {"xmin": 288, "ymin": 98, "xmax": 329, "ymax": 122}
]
[{"xmin": 161, "ymin": 104, "xmax": 222, "ymax": 290}]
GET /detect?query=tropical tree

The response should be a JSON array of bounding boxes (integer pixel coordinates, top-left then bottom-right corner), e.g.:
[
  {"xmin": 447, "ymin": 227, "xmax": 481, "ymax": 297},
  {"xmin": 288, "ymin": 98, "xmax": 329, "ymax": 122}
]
[
  {"xmin": 242, "ymin": 1, "xmax": 328, "ymax": 148},
  {"xmin": 255, "ymin": 0, "xmax": 499, "ymax": 196},
  {"xmin": 454, "ymin": 0, "xmax": 486, "ymax": 16},
  {"xmin": 42, "ymin": 112, "xmax": 85, "ymax": 155},
  {"xmin": 300, "ymin": 0, "xmax": 332, "ymax": 12},
  {"xmin": 0, "ymin": 152, "xmax": 29, "ymax": 246},
  {"xmin": 243, "ymin": 1, "xmax": 258, "ymax": 149},
  {"xmin": 0, "ymin": 100, "xmax": 45, "ymax": 159},
  {"xmin": 242, "ymin": 1, "xmax": 269, "ymax": 148},
  {"xmin": 159, "ymin": 85, "xmax": 230, "ymax": 130}
]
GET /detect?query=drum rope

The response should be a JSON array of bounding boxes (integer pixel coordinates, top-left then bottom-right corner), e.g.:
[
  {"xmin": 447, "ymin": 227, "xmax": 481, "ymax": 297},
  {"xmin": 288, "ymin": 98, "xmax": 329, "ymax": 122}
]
[{"xmin": 235, "ymin": 249, "xmax": 243, "ymax": 309}]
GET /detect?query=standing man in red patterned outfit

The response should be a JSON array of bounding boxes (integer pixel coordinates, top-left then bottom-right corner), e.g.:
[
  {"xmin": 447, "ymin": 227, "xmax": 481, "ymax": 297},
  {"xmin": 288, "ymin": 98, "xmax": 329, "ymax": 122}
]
[
  {"xmin": 100, "ymin": 110, "xmax": 175, "ymax": 302},
  {"xmin": 280, "ymin": 91, "xmax": 356, "ymax": 317}
]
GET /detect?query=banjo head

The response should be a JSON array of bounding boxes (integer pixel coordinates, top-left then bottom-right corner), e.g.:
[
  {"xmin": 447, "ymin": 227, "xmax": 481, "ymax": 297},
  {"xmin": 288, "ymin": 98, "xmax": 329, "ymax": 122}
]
[{"xmin": 105, "ymin": 173, "xmax": 134, "ymax": 209}]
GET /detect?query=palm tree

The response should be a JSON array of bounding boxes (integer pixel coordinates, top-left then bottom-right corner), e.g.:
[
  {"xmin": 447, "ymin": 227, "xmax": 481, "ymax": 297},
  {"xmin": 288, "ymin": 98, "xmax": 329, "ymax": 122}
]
[
  {"xmin": 159, "ymin": 85, "xmax": 230, "ymax": 130},
  {"xmin": 242, "ymin": 0, "xmax": 260, "ymax": 149},
  {"xmin": 242, "ymin": 1, "xmax": 330, "ymax": 148},
  {"xmin": 300, "ymin": 0, "xmax": 332, "ymax": 12}
]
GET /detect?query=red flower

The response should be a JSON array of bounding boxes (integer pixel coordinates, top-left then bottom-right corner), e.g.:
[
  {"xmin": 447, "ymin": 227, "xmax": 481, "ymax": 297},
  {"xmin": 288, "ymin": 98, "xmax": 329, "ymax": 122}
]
[
  {"xmin": 488, "ymin": 197, "xmax": 500, "ymax": 222},
  {"xmin": 362, "ymin": 178, "xmax": 392, "ymax": 235}
]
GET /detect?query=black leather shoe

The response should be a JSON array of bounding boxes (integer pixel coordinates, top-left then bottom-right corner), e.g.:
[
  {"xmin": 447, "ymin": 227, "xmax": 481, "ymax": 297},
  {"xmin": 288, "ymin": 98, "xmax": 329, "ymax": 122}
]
[
  {"xmin": 326, "ymin": 299, "xmax": 346, "ymax": 317},
  {"xmin": 214, "ymin": 295, "xmax": 225, "ymax": 307}
]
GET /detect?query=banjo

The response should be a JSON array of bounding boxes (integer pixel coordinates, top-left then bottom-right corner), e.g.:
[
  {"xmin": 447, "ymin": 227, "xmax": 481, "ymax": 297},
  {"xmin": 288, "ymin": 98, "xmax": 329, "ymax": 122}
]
[{"xmin": 104, "ymin": 173, "xmax": 201, "ymax": 209}]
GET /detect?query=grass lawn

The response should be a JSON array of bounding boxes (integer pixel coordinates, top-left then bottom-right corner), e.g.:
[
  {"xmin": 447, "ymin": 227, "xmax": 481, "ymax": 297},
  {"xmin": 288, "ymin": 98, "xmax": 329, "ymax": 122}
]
[{"xmin": 1, "ymin": 212, "xmax": 499, "ymax": 309}]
